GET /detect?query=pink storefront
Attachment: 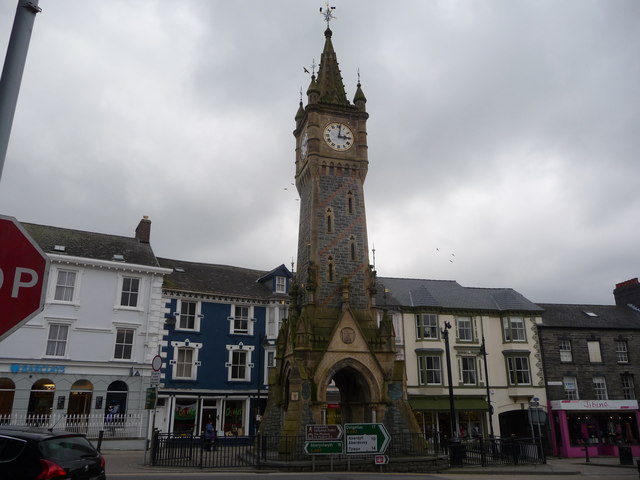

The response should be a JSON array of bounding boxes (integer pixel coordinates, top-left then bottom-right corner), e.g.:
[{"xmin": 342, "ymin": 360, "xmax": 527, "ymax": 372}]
[{"xmin": 549, "ymin": 399, "xmax": 640, "ymax": 458}]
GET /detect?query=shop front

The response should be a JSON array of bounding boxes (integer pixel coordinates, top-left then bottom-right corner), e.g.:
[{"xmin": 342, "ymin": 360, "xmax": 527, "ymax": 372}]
[
  {"xmin": 159, "ymin": 394, "xmax": 257, "ymax": 437},
  {"xmin": 549, "ymin": 399, "xmax": 640, "ymax": 458},
  {"xmin": 410, "ymin": 396, "xmax": 488, "ymax": 442}
]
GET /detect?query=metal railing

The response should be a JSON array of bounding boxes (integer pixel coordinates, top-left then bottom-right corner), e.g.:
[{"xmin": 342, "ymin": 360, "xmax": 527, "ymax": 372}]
[
  {"xmin": 449, "ymin": 437, "xmax": 546, "ymax": 467},
  {"xmin": 0, "ymin": 413, "xmax": 144, "ymax": 439},
  {"xmin": 150, "ymin": 431, "xmax": 444, "ymax": 468}
]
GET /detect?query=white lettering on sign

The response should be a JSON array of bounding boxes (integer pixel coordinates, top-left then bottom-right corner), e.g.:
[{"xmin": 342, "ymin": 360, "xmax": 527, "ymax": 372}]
[
  {"xmin": 11, "ymin": 267, "xmax": 38, "ymax": 298},
  {"xmin": 346, "ymin": 434, "xmax": 377, "ymax": 453}
]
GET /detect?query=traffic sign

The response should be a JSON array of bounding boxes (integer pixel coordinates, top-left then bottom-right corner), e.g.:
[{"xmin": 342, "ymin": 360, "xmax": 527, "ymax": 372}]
[
  {"xmin": 0, "ymin": 216, "xmax": 49, "ymax": 341},
  {"xmin": 304, "ymin": 441, "xmax": 343, "ymax": 455},
  {"xmin": 306, "ymin": 424, "xmax": 343, "ymax": 440},
  {"xmin": 344, "ymin": 423, "xmax": 391, "ymax": 454},
  {"xmin": 152, "ymin": 354, "xmax": 162, "ymax": 372},
  {"xmin": 150, "ymin": 371, "xmax": 161, "ymax": 385},
  {"xmin": 374, "ymin": 454, "xmax": 389, "ymax": 465}
]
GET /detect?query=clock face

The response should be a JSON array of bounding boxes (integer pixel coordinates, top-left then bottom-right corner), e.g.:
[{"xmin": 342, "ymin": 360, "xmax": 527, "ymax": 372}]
[
  {"xmin": 324, "ymin": 122, "xmax": 353, "ymax": 151},
  {"xmin": 300, "ymin": 131, "xmax": 309, "ymax": 160}
]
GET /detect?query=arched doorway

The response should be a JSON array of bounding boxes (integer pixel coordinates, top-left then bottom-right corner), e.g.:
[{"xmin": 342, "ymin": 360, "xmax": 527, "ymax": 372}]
[
  {"xmin": 67, "ymin": 380, "xmax": 93, "ymax": 416},
  {"xmin": 27, "ymin": 379, "xmax": 55, "ymax": 424},
  {"xmin": 67, "ymin": 380, "xmax": 93, "ymax": 433},
  {"xmin": 319, "ymin": 360, "xmax": 377, "ymax": 424},
  {"xmin": 105, "ymin": 381, "xmax": 128, "ymax": 416},
  {"xmin": 0, "ymin": 378, "xmax": 15, "ymax": 423}
]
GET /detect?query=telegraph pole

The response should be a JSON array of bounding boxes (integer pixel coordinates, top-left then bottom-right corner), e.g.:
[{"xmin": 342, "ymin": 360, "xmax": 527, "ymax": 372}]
[{"xmin": 0, "ymin": 0, "xmax": 41, "ymax": 183}]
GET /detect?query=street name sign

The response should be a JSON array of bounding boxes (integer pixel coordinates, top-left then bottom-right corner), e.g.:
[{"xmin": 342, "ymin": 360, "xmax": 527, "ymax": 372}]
[
  {"xmin": 345, "ymin": 423, "xmax": 391, "ymax": 454},
  {"xmin": 304, "ymin": 441, "xmax": 343, "ymax": 455},
  {"xmin": 306, "ymin": 424, "xmax": 343, "ymax": 440},
  {"xmin": 0, "ymin": 215, "xmax": 49, "ymax": 341}
]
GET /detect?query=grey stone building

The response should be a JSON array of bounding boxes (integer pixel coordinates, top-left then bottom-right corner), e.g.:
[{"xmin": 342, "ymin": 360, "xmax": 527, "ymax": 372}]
[{"xmin": 538, "ymin": 277, "xmax": 640, "ymax": 458}]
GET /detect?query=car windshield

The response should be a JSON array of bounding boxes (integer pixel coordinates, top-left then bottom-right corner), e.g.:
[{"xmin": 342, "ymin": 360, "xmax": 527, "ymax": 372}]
[{"xmin": 39, "ymin": 435, "xmax": 97, "ymax": 462}]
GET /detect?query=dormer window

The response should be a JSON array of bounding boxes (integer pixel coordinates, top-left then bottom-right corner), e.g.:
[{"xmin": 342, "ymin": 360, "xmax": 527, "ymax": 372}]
[{"xmin": 275, "ymin": 276, "xmax": 286, "ymax": 293}]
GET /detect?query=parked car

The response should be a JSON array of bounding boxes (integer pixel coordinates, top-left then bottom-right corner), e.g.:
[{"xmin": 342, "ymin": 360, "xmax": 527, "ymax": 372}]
[{"xmin": 0, "ymin": 427, "xmax": 106, "ymax": 480}]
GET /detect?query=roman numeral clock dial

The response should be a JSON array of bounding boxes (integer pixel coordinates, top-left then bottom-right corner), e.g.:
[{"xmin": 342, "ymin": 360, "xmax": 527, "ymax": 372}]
[{"xmin": 324, "ymin": 122, "xmax": 353, "ymax": 151}]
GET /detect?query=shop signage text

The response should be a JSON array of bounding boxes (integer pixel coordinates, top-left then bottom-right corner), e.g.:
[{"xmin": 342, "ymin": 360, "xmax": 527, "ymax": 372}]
[
  {"xmin": 10, "ymin": 363, "xmax": 65, "ymax": 374},
  {"xmin": 551, "ymin": 399, "xmax": 638, "ymax": 411}
]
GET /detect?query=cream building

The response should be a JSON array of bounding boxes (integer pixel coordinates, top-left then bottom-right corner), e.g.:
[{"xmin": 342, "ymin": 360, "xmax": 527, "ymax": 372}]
[{"xmin": 377, "ymin": 277, "xmax": 546, "ymax": 440}]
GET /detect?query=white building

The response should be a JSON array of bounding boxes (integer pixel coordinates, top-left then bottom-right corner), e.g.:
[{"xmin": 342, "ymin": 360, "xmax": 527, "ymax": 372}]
[{"xmin": 0, "ymin": 217, "xmax": 170, "ymax": 441}]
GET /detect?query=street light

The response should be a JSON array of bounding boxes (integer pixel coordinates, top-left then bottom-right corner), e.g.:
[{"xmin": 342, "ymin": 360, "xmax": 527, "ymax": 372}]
[
  {"xmin": 441, "ymin": 321, "xmax": 456, "ymax": 438},
  {"xmin": 479, "ymin": 336, "xmax": 495, "ymax": 438}
]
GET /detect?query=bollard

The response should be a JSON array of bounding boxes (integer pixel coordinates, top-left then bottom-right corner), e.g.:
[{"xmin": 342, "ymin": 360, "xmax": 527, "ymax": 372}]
[{"xmin": 584, "ymin": 445, "xmax": 590, "ymax": 463}]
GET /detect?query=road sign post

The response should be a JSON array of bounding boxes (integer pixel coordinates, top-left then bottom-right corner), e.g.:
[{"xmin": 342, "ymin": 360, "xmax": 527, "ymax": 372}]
[
  {"xmin": 0, "ymin": 215, "xmax": 49, "ymax": 341},
  {"xmin": 344, "ymin": 423, "xmax": 391, "ymax": 455}
]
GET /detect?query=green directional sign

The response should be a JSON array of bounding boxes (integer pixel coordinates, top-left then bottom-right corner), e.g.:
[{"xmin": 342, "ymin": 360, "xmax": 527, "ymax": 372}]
[
  {"xmin": 344, "ymin": 423, "xmax": 391, "ymax": 454},
  {"xmin": 304, "ymin": 440, "xmax": 344, "ymax": 455}
]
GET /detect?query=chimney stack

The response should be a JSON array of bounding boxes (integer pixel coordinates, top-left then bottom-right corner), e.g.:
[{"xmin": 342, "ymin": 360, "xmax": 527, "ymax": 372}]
[
  {"xmin": 613, "ymin": 278, "xmax": 640, "ymax": 308},
  {"xmin": 135, "ymin": 216, "xmax": 151, "ymax": 243}
]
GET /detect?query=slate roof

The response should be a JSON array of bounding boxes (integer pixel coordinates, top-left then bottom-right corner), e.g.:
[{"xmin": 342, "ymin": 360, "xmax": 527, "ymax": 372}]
[
  {"xmin": 158, "ymin": 257, "xmax": 274, "ymax": 300},
  {"xmin": 22, "ymin": 222, "xmax": 160, "ymax": 267},
  {"xmin": 376, "ymin": 277, "xmax": 543, "ymax": 313},
  {"xmin": 538, "ymin": 303, "xmax": 640, "ymax": 329}
]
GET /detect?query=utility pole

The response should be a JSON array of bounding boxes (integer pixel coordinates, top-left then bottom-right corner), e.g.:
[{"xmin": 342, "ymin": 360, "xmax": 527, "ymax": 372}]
[
  {"xmin": 0, "ymin": 0, "xmax": 41, "ymax": 183},
  {"xmin": 442, "ymin": 321, "xmax": 456, "ymax": 437}
]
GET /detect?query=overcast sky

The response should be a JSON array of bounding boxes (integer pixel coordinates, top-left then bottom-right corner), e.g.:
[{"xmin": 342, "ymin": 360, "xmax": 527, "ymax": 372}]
[{"xmin": 1, "ymin": 0, "xmax": 638, "ymax": 305}]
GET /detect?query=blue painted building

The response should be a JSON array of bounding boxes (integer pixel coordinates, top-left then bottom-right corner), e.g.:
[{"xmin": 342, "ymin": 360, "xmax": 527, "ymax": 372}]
[{"xmin": 155, "ymin": 258, "xmax": 291, "ymax": 437}]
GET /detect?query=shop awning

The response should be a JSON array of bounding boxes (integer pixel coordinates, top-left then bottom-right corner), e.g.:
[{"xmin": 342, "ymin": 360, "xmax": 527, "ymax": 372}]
[{"xmin": 409, "ymin": 396, "xmax": 488, "ymax": 411}]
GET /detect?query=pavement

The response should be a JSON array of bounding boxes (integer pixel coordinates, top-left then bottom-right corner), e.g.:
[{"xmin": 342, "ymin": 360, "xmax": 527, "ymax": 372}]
[{"xmin": 101, "ymin": 448, "xmax": 640, "ymax": 476}]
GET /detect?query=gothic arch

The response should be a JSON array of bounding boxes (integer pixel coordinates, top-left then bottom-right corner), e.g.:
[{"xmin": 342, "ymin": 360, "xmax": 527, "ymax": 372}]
[{"xmin": 316, "ymin": 357, "xmax": 381, "ymax": 424}]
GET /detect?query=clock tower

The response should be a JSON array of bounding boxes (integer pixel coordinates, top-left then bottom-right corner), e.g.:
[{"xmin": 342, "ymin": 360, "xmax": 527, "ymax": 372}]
[{"xmin": 261, "ymin": 21, "xmax": 420, "ymax": 444}]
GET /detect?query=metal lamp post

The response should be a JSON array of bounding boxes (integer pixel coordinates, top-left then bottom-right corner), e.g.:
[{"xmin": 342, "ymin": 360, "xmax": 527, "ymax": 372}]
[
  {"xmin": 441, "ymin": 321, "xmax": 456, "ymax": 437},
  {"xmin": 480, "ymin": 336, "xmax": 495, "ymax": 438}
]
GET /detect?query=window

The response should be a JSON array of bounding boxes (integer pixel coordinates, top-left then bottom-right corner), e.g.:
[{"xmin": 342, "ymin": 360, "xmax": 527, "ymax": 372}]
[
  {"xmin": 559, "ymin": 340, "xmax": 573, "ymax": 362},
  {"xmin": 169, "ymin": 340, "xmax": 202, "ymax": 380},
  {"xmin": 326, "ymin": 208, "xmax": 334, "ymax": 233},
  {"xmin": 176, "ymin": 348, "xmax": 194, "ymax": 378},
  {"xmin": 593, "ymin": 376, "xmax": 608, "ymax": 400},
  {"xmin": 616, "ymin": 341, "xmax": 629, "ymax": 363},
  {"xmin": 120, "ymin": 277, "xmax": 140, "ymax": 307},
  {"xmin": 587, "ymin": 341, "xmax": 602, "ymax": 363},
  {"xmin": 418, "ymin": 355, "xmax": 442, "ymax": 385},
  {"xmin": 327, "ymin": 257, "xmax": 335, "ymax": 282},
  {"xmin": 622, "ymin": 374, "xmax": 635, "ymax": 400},
  {"xmin": 275, "ymin": 276, "xmax": 286, "ymax": 293},
  {"xmin": 502, "ymin": 317, "xmax": 526, "ymax": 342},
  {"xmin": 177, "ymin": 300, "xmax": 200, "ymax": 330},
  {"xmin": 114, "ymin": 328, "xmax": 134, "ymax": 360},
  {"xmin": 231, "ymin": 350, "xmax": 248, "ymax": 380},
  {"xmin": 349, "ymin": 236, "xmax": 356, "ymax": 261},
  {"xmin": 347, "ymin": 191, "xmax": 354, "ymax": 214},
  {"xmin": 416, "ymin": 314, "xmax": 438, "ymax": 340},
  {"xmin": 230, "ymin": 305, "xmax": 251, "ymax": 334},
  {"xmin": 54, "ymin": 270, "xmax": 76, "ymax": 302},
  {"xmin": 226, "ymin": 344, "xmax": 254, "ymax": 381},
  {"xmin": 459, "ymin": 357, "xmax": 477, "ymax": 385},
  {"xmin": 456, "ymin": 317, "xmax": 475, "ymax": 342},
  {"xmin": 563, "ymin": 376, "xmax": 579, "ymax": 400},
  {"xmin": 506, "ymin": 356, "xmax": 531, "ymax": 385},
  {"xmin": 46, "ymin": 324, "xmax": 68, "ymax": 357}
]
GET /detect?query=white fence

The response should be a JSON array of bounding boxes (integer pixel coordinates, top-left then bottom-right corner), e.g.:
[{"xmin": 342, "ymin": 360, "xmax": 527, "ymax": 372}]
[{"xmin": 0, "ymin": 413, "xmax": 145, "ymax": 439}]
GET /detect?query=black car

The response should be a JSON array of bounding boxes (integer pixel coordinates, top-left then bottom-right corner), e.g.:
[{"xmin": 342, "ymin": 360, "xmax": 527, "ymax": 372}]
[{"xmin": 0, "ymin": 427, "xmax": 106, "ymax": 480}]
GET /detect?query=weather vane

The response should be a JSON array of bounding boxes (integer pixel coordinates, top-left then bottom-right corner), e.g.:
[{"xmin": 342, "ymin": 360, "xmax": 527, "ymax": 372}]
[
  {"xmin": 319, "ymin": 2, "xmax": 336, "ymax": 28},
  {"xmin": 303, "ymin": 59, "xmax": 317, "ymax": 77}
]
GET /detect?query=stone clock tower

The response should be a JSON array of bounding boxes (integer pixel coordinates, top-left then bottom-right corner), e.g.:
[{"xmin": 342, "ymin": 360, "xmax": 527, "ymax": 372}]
[{"xmin": 261, "ymin": 23, "xmax": 420, "ymax": 444}]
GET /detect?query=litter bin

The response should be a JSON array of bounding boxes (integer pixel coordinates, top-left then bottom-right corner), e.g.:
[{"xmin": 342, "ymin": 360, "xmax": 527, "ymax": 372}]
[
  {"xmin": 619, "ymin": 445, "xmax": 633, "ymax": 465},
  {"xmin": 449, "ymin": 439, "xmax": 466, "ymax": 467}
]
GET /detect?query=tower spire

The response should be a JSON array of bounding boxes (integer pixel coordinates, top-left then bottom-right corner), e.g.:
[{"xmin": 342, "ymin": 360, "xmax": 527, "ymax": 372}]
[{"xmin": 316, "ymin": 24, "xmax": 349, "ymax": 106}]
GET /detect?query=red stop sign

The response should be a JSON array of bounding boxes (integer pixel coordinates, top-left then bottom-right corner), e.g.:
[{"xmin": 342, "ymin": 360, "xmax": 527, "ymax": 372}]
[{"xmin": 0, "ymin": 215, "xmax": 49, "ymax": 341}]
